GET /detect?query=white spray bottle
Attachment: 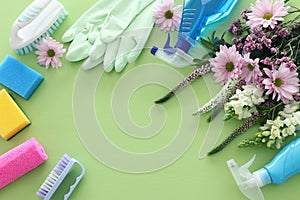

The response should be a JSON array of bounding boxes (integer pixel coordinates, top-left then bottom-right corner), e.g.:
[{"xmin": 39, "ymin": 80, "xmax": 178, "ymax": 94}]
[{"xmin": 227, "ymin": 137, "xmax": 300, "ymax": 200}]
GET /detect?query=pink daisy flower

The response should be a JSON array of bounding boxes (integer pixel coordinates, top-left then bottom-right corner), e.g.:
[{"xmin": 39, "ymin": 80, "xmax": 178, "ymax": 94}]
[
  {"xmin": 35, "ymin": 36, "xmax": 66, "ymax": 69},
  {"xmin": 263, "ymin": 64, "xmax": 299, "ymax": 103},
  {"xmin": 246, "ymin": 0, "xmax": 290, "ymax": 29},
  {"xmin": 210, "ymin": 45, "xmax": 244, "ymax": 84},
  {"xmin": 153, "ymin": 0, "xmax": 182, "ymax": 32},
  {"xmin": 241, "ymin": 53, "xmax": 262, "ymax": 84}
]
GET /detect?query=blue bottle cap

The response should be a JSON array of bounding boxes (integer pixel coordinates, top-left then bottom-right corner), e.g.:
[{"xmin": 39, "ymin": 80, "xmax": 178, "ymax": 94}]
[{"xmin": 150, "ymin": 46, "xmax": 158, "ymax": 55}]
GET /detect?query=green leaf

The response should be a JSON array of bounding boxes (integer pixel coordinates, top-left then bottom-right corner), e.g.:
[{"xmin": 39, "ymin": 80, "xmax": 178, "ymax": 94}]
[{"xmin": 200, "ymin": 38, "xmax": 215, "ymax": 50}]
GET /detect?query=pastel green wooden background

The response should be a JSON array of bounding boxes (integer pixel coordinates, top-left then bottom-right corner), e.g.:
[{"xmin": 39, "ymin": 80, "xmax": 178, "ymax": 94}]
[{"xmin": 0, "ymin": 0, "xmax": 299, "ymax": 199}]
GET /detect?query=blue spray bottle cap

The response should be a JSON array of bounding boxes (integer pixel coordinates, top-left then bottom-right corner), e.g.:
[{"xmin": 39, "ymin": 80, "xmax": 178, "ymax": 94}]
[{"xmin": 150, "ymin": 46, "xmax": 158, "ymax": 55}]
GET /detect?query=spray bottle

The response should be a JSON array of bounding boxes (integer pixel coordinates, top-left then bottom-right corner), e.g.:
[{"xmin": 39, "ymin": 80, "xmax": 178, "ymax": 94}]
[
  {"xmin": 227, "ymin": 137, "xmax": 300, "ymax": 200},
  {"xmin": 151, "ymin": 0, "xmax": 239, "ymax": 67}
]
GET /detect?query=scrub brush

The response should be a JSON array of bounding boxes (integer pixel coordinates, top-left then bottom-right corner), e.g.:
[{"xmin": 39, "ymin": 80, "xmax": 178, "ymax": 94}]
[
  {"xmin": 10, "ymin": 0, "xmax": 67, "ymax": 55},
  {"xmin": 36, "ymin": 154, "xmax": 85, "ymax": 200}
]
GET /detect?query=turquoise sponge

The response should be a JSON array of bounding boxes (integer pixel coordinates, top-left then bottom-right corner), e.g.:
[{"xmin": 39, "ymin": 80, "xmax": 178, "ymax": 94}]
[{"xmin": 0, "ymin": 56, "xmax": 44, "ymax": 100}]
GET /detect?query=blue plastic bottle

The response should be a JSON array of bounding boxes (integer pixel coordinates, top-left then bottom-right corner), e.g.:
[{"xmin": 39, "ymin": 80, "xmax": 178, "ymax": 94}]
[
  {"xmin": 151, "ymin": 0, "xmax": 239, "ymax": 67},
  {"xmin": 175, "ymin": 0, "xmax": 239, "ymax": 53},
  {"xmin": 228, "ymin": 137, "xmax": 300, "ymax": 200},
  {"xmin": 255, "ymin": 138, "xmax": 300, "ymax": 186}
]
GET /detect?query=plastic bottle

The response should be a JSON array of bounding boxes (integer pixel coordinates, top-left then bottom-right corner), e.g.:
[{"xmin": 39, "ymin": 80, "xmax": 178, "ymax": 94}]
[
  {"xmin": 227, "ymin": 137, "xmax": 300, "ymax": 200},
  {"xmin": 151, "ymin": 0, "xmax": 239, "ymax": 67},
  {"xmin": 150, "ymin": 45, "xmax": 194, "ymax": 68},
  {"xmin": 175, "ymin": 0, "xmax": 239, "ymax": 53}
]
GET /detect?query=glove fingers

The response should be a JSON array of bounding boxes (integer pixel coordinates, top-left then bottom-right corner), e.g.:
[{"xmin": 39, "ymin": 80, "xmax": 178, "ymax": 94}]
[
  {"xmin": 89, "ymin": 37, "xmax": 107, "ymax": 61},
  {"xmin": 62, "ymin": 22, "xmax": 91, "ymax": 43},
  {"xmin": 114, "ymin": 36, "xmax": 136, "ymax": 72},
  {"xmin": 66, "ymin": 32, "xmax": 92, "ymax": 62},
  {"xmin": 82, "ymin": 56, "xmax": 104, "ymax": 70},
  {"xmin": 103, "ymin": 39, "xmax": 121, "ymax": 72},
  {"xmin": 100, "ymin": 0, "xmax": 155, "ymax": 43},
  {"xmin": 62, "ymin": 0, "xmax": 116, "ymax": 43},
  {"xmin": 127, "ymin": 27, "xmax": 153, "ymax": 63}
]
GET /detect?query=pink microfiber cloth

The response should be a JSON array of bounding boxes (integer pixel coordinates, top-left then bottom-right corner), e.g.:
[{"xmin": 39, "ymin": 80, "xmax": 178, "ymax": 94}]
[{"xmin": 0, "ymin": 137, "xmax": 48, "ymax": 189}]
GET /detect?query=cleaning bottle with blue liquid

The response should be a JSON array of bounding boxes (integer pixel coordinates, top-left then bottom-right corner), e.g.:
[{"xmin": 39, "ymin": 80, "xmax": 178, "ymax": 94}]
[
  {"xmin": 151, "ymin": 0, "xmax": 239, "ymax": 67},
  {"xmin": 227, "ymin": 137, "xmax": 300, "ymax": 200}
]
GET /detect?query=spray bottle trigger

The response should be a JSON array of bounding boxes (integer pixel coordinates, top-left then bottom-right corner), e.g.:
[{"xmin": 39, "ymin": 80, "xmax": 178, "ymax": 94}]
[
  {"xmin": 227, "ymin": 155, "xmax": 265, "ymax": 200},
  {"xmin": 163, "ymin": 33, "xmax": 176, "ymax": 55},
  {"xmin": 239, "ymin": 154, "xmax": 256, "ymax": 179}
]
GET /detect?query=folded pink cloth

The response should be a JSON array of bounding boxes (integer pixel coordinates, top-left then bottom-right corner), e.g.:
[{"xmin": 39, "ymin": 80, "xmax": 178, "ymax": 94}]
[{"xmin": 0, "ymin": 137, "xmax": 48, "ymax": 189}]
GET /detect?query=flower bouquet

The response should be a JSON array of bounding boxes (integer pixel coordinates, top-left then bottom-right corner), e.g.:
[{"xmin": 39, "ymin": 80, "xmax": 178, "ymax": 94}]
[{"xmin": 155, "ymin": 0, "xmax": 300, "ymax": 155}]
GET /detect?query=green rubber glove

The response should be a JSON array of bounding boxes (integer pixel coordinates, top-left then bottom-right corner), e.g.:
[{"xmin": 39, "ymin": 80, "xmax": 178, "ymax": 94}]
[
  {"xmin": 62, "ymin": 0, "xmax": 118, "ymax": 61},
  {"xmin": 82, "ymin": 1, "xmax": 156, "ymax": 72},
  {"xmin": 62, "ymin": 0, "xmax": 155, "ymax": 66}
]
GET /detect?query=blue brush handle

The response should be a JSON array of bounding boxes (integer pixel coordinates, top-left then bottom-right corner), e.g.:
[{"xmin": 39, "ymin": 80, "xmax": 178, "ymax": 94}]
[{"xmin": 64, "ymin": 159, "xmax": 86, "ymax": 200}]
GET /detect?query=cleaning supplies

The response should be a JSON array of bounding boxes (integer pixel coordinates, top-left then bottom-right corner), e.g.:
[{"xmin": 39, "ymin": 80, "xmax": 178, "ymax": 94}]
[
  {"xmin": 151, "ymin": 0, "xmax": 239, "ymax": 67},
  {"xmin": 10, "ymin": 0, "xmax": 67, "ymax": 55},
  {"xmin": 36, "ymin": 154, "xmax": 85, "ymax": 200},
  {"xmin": 150, "ymin": 33, "xmax": 194, "ymax": 68},
  {"xmin": 227, "ymin": 137, "xmax": 300, "ymax": 200},
  {"xmin": 0, "ymin": 137, "xmax": 48, "ymax": 189},
  {"xmin": 62, "ymin": 0, "xmax": 156, "ymax": 72},
  {"xmin": 82, "ymin": 2, "xmax": 156, "ymax": 72},
  {"xmin": 0, "ymin": 56, "xmax": 44, "ymax": 100},
  {"xmin": 0, "ymin": 89, "xmax": 30, "ymax": 140}
]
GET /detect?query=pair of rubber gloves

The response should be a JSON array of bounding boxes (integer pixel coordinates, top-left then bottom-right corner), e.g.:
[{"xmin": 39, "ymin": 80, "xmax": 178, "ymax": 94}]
[{"xmin": 62, "ymin": 0, "xmax": 156, "ymax": 72}]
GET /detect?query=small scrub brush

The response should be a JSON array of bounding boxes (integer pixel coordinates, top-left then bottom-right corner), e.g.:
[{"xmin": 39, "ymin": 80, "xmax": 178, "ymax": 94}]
[
  {"xmin": 36, "ymin": 154, "xmax": 85, "ymax": 200},
  {"xmin": 10, "ymin": 0, "xmax": 67, "ymax": 55}
]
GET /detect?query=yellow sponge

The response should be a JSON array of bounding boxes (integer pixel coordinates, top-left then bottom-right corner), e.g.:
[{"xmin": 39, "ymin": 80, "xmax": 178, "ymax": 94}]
[{"xmin": 0, "ymin": 89, "xmax": 30, "ymax": 140}]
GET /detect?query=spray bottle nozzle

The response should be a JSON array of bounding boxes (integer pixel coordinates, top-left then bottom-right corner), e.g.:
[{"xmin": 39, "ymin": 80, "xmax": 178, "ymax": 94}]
[
  {"xmin": 150, "ymin": 33, "xmax": 194, "ymax": 68},
  {"xmin": 227, "ymin": 155, "xmax": 265, "ymax": 200}
]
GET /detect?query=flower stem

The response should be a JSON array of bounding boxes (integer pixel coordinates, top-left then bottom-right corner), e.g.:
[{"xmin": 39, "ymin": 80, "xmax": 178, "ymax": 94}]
[
  {"xmin": 193, "ymin": 79, "xmax": 244, "ymax": 116},
  {"xmin": 207, "ymin": 104, "xmax": 223, "ymax": 122},
  {"xmin": 155, "ymin": 64, "xmax": 211, "ymax": 104},
  {"xmin": 207, "ymin": 113, "xmax": 261, "ymax": 156}
]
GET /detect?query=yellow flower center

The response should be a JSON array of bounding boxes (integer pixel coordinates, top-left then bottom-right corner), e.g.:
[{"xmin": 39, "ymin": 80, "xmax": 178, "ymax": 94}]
[
  {"xmin": 248, "ymin": 64, "xmax": 255, "ymax": 71},
  {"xmin": 263, "ymin": 13, "xmax": 273, "ymax": 20},
  {"xmin": 274, "ymin": 78, "xmax": 283, "ymax": 87},
  {"xmin": 47, "ymin": 49, "xmax": 55, "ymax": 57},
  {"xmin": 165, "ymin": 10, "xmax": 173, "ymax": 19},
  {"xmin": 226, "ymin": 62, "xmax": 234, "ymax": 72}
]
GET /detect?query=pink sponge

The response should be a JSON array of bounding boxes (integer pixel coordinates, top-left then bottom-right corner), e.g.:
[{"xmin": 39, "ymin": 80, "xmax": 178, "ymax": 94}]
[{"xmin": 0, "ymin": 137, "xmax": 48, "ymax": 189}]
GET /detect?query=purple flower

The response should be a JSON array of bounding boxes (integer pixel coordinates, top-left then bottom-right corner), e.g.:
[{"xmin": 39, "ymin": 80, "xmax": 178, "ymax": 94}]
[
  {"xmin": 262, "ymin": 36, "xmax": 272, "ymax": 48},
  {"xmin": 246, "ymin": 0, "xmax": 290, "ymax": 29},
  {"xmin": 241, "ymin": 9, "xmax": 250, "ymax": 20},
  {"xmin": 263, "ymin": 64, "xmax": 300, "ymax": 103},
  {"xmin": 261, "ymin": 57, "xmax": 273, "ymax": 66},
  {"xmin": 35, "ymin": 36, "xmax": 66, "ymax": 69},
  {"xmin": 153, "ymin": 0, "xmax": 182, "ymax": 32},
  {"xmin": 228, "ymin": 19, "xmax": 243, "ymax": 35},
  {"xmin": 210, "ymin": 45, "xmax": 244, "ymax": 84},
  {"xmin": 277, "ymin": 27, "xmax": 290, "ymax": 37},
  {"xmin": 241, "ymin": 53, "xmax": 262, "ymax": 84}
]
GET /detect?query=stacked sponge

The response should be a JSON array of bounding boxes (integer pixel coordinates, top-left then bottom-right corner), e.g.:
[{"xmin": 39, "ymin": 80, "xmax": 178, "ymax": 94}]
[
  {"xmin": 0, "ymin": 89, "xmax": 30, "ymax": 140},
  {"xmin": 0, "ymin": 55, "xmax": 43, "ymax": 100}
]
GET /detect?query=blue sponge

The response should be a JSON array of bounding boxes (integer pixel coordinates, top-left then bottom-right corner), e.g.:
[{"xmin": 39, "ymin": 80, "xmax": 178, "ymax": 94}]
[{"xmin": 0, "ymin": 56, "xmax": 44, "ymax": 100}]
